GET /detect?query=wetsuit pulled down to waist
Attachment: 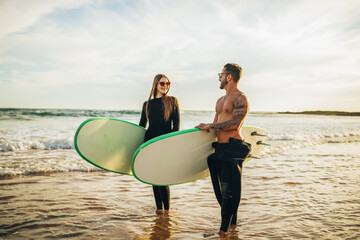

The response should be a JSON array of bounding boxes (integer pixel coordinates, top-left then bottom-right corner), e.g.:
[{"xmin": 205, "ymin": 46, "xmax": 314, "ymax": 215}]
[
  {"xmin": 207, "ymin": 138, "xmax": 251, "ymax": 232},
  {"xmin": 211, "ymin": 138, "xmax": 251, "ymax": 164}
]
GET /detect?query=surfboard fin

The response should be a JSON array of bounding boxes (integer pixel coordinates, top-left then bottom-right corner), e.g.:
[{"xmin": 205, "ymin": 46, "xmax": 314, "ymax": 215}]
[
  {"xmin": 251, "ymin": 131, "xmax": 267, "ymax": 137},
  {"xmin": 256, "ymin": 141, "xmax": 270, "ymax": 146}
]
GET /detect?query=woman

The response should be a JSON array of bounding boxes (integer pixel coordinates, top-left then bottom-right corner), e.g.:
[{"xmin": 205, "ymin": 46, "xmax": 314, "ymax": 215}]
[{"xmin": 139, "ymin": 74, "xmax": 180, "ymax": 214}]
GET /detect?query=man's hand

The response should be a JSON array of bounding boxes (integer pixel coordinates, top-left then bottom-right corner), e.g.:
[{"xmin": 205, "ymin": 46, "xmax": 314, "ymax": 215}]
[{"xmin": 195, "ymin": 123, "xmax": 211, "ymax": 132}]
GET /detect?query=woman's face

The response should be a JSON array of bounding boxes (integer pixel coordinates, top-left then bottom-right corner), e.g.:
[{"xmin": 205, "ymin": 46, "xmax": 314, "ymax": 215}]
[{"xmin": 156, "ymin": 77, "xmax": 171, "ymax": 97}]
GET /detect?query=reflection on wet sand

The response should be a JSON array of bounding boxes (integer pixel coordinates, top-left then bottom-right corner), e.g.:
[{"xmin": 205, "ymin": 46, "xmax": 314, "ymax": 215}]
[{"xmin": 134, "ymin": 212, "xmax": 177, "ymax": 240}]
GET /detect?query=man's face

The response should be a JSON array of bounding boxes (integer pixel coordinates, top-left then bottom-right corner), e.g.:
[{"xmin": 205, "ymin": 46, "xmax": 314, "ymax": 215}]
[{"xmin": 219, "ymin": 68, "xmax": 228, "ymax": 89}]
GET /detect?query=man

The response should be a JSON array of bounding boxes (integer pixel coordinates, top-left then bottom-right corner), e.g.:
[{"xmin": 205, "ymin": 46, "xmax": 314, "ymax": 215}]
[{"xmin": 195, "ymin": 63, "xmax": 251, "ymax": 236}]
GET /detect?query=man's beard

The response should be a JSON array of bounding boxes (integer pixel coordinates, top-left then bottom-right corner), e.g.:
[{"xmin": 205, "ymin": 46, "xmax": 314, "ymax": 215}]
[{"xmin": 220, "ymin": 80, "xmax": 228, "ymax": 89}]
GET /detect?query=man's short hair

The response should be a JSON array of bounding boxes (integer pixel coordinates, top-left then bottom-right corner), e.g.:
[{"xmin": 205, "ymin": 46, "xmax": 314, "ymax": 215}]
[{"xmin": 224, "ymin": 63, "xmax": 242, "ymax": 83}]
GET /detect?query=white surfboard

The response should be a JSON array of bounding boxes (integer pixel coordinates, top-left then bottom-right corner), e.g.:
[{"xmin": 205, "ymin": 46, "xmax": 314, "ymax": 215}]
[
  {"xmin": 74, "ymin": 118, "xmax": 145, "ymax": 175},
  {"xmin": 132, "ymin": 126, "xmax": 268, "ymax": 186}
]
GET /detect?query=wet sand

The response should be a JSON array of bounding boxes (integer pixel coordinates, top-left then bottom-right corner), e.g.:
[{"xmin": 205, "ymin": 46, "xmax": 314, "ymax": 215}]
[{"xmin": 1, "ymin": 142, "xmax": 360, "ymax": 239}]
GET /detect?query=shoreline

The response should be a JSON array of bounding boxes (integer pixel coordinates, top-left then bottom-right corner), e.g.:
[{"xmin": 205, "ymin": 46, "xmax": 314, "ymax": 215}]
[{"xmin": 276, "ymin": 111, "xmax": 360, "ymax": 117}]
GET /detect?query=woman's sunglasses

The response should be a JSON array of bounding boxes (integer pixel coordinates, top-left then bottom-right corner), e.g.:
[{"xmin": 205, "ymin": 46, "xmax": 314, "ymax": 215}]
[{"xmin": 158, "ymin": 82, "xmax": 171, "ymax": 87}]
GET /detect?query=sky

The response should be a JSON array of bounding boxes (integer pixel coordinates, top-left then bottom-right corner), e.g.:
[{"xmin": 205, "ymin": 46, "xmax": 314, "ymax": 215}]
[{"xmin": 0, "ymin": 0, "xmax": 359, "ymax": 112}]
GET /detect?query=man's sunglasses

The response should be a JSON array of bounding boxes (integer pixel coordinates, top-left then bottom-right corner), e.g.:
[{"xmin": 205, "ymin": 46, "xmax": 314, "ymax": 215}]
[
  {"xmin": 158, "ymin": 82, "xmax": 171, "ymax": 87},
  {"xmin": 218, "ymin": 73, "xmax": 229, "ymax": 78}
]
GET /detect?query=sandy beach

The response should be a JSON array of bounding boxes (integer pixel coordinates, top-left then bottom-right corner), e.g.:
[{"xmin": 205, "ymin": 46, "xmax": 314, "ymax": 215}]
[{"xmin": 1, "ymin": 142, "xmax": 359, "ymax": 239}]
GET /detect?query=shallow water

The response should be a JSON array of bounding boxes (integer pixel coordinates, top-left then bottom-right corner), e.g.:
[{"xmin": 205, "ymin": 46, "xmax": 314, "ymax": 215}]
[
  {"xmin": 1, "ymin": 142, "xmax": 359, "ymax": 239},
  {"xmin": 1, "ymin": 110, "xmax": 359, "ymax": 238}
]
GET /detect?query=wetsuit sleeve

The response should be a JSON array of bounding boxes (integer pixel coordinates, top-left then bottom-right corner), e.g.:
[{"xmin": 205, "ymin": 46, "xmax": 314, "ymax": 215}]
[
  {"xmin": 172, "ymin": 97, "xmax": 180, "ymax": 132},
  {"xmin": 139, "ymin": 101, "xmax": 147, "ymax": 128}
]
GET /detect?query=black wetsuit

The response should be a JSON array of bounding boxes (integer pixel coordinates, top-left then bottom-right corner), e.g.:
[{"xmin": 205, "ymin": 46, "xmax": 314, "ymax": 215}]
[
  {"xmin": 207, "ymin": 138, "xmax": 251, "ymax": 232},
  {"xmin": 139, "ymin": 96, "xmax": 180, "ymax": 210}
]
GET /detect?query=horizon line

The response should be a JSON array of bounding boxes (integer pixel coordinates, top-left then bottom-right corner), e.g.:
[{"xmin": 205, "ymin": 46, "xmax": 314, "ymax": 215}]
[{"xmin": 1, "ymin": 107, "xmax": 360, "ymax": 115}]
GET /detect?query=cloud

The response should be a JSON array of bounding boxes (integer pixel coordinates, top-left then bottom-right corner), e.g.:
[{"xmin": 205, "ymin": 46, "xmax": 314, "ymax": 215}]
[
  {"xmin": 0, "ymin": 0, "xmax": 359, "ymax": 111},
  {"xmin": 0, "ymin": 0, "xmax": 96, "ymax": 38}
]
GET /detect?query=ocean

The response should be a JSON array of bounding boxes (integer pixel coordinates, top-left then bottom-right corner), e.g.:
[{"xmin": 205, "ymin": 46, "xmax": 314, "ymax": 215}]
[{"xmin": 0, "ymin": 108, "xmax": 359, "ymax": 239}]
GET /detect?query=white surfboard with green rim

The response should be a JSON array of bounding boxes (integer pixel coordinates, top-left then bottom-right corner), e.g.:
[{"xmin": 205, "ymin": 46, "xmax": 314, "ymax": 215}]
[
  {"xmin": 132, "ymin": 126, "xmax": 268, "ymax": 186},
  {"xmin": 74, "ymin": 118, "xmax": 145, "ymax": 175}
]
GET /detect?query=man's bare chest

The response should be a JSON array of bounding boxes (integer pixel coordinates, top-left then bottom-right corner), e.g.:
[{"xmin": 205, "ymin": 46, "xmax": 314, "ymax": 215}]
[{"xmin": 216, "ymin": 97, "xmax": 234, "ymax": 115}]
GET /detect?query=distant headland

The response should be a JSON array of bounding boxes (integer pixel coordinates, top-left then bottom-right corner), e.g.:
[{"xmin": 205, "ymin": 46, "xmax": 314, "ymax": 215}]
[{"xmin": 277, "ymin": 111, "xmax": 360, "ymax": 117}]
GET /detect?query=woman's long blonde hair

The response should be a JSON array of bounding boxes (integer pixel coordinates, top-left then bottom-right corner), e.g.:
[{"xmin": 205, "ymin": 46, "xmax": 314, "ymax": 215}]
[{"xmin": 145, "ymin": 74, "xmax": 176, "ymax": 122}]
